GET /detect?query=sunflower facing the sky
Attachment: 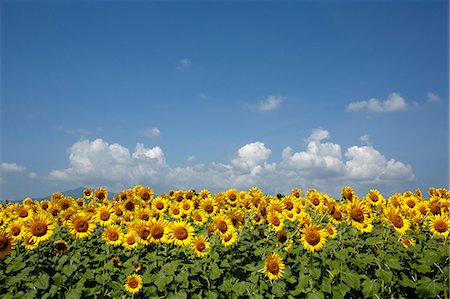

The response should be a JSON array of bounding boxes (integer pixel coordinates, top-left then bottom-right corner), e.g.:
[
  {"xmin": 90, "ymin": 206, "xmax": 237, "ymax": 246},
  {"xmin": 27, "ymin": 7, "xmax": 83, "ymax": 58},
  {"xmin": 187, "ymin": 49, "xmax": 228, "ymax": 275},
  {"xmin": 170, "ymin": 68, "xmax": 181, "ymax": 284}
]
[{"xmin": 263, "ymin": 253, "xmax": 285, "ymax": 281}]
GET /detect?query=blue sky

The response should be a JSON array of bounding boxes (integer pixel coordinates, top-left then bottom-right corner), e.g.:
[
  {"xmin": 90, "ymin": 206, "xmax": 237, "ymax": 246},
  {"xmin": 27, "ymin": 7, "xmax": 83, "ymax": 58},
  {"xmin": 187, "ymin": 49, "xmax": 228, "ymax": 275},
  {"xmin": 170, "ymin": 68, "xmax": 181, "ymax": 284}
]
[{"xmin": 1, "ymin": 1, "xmax": 448, "ymax": 200}]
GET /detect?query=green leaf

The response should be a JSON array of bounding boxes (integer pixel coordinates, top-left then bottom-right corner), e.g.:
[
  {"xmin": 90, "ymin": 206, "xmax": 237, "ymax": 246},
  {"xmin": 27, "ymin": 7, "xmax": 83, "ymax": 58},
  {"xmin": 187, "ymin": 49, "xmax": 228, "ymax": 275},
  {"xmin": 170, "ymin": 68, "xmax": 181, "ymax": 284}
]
[
  {"xmin": 307, "ymin": 290, "xmax": 325, "ymax": 299},
  {"xmin": 322, "ymin": 277, "xmax": 332, "ymax": 294},
  {"xmin": 52, "ymin": 273, "xmax": 66, "ymax": 286},
  {"xmin": 334, "ymin": 249, "xmax": 348, "ymax": 261},
  {"xmin": 205, "ymin": 290, "xmax": 219, "ymax": 299},
  {"xmin": 365, "ymin": 237, "xmax": 381, "ymax": 246},
  {"xmin": 209, "ymin": 263, "xmax": 223, "ymax": 280},
  {"xmin": 361, "ymin": 279, "xmax": 380, "ymax": 297},
  {"xmin": 416, "ymin": 277, "xmax": 443, "ymax": 298},
  {"xmin": 332, "ymin": 283, "xmax": 350, "ymax": 299},
  {"xmin": 413, "ymin": 263, "xmax": 432, "ymax": 273},
  {"xmin": 385, "ymin": 257, "xmax": 402, "ymax": 270},
  {"xmin": 375, "ymin": 269, "xmax": 392, "ymax": 284},
  {"xmin": 35, "ymin": 273, "xmax": 49, "ymax": 290},
  {"xmin": 272, "ymin": 281, "xmax": 286, "ymax": 298},
  {"xmin": 168, "ymin": 290, "xmax": 188, "ymax": 299},
  {"xmin": 341, "ymin": 271, "xmax": 360, "ymax": 290},
  {"xmin": 62, "ymin": 264, "xmax": 77, "ymax": 277},
  {"xmin": 65, "ymin": 288, "xmax": 82, "ymax": 299}
]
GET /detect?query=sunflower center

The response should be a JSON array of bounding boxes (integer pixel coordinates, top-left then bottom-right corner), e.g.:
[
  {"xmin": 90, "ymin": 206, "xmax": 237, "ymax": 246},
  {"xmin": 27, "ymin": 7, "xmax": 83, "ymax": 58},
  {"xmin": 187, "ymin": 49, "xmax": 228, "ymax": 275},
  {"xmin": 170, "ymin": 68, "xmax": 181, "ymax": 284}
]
[
  {"xmin": 268, "ymin": 260, "xmax": 280, "ymax": 274},
  {"xmin": 155, "ymin": 202, "xmax": 164, "ymax": 209},
  {"xmin": 140, "ymin": 213, "xmax": 150, "ymax": 221},
  {"xmin": 370, "ymin": 194, "xmax": 379, "ymax": 202},
  {"xmin": 75, "ymin": 219, "xmax": 89, "ymax": 232},
  {"xmin": 100, "ymin": 211, "xmax": 110, "ymax": 221},
  {"xmin": 430, "ymin": 202, "xmax": 440, "ymax": 215},
  {"xmin": 151, "ymin": 226, "xmax": 164, "ymax": 239},
  {"xmin": 31, "ymin": 221, "xmax": 48, "ymax": 236},
  {"xmin": 128, "ymin": 278, "xmax": 139, "ymax": 289},
  {"xmin": 285, "ymin": 201, "xmax": 293, "ymax": 210},
  {"xmin": 229, "ymin": 194, "xmax": 236, "ymax": 201},
  {"xmin": 305, "ymin": 230, "xmax": 320, "ymax": 246},
  {"xmin": 142, "ymin": 193, "xmax": 150, "ymax": 200},
  {"xmin": 18, "ymin": 209, "xmax": 28, "ymax": 218},
  {"xmin": 194, "ymin": 214, "xmax": 202, "ymax": 222},
  {"xmin": 271, "ymin": 216, "xmax": 280, "ymax": 226},
  {"xmin": 204, "ymin": 204, "xmax": 213, "ymax": 213},
  {"xmin": 434, "ymin": 219, "xmax": 448, "ymax": 233},
  {"xmin": 42, "ymin": 202, "xmax": 49, "ymax": 209},
  {"xmin": 327, "ymin": 227, "xmax": 334, "ymax": 235},
  {"xmin": 125, "ymin": 201, "xmax": 135, "ymax": 211},
  {"xmin": 218, "ymin": 221, "xmax": 228, "ymax": 233},
  {"xmin": 109, "ymin": 232, "xmax": 119, "ymax": 241},
  {"xmin": 11, "ymin": 227, "xmax": 21, "ymax": 236},
  {"xmin": 115, "ymin": 209, "xmax": 123, "ymax": 216},
  {"xmin": 351, "ymin": 207, "xmax": 364, "ymax": 223},
  {"xmin": 312, "ymin": 197, "xmax": 320, "ymax": 206},
  {"xmin": 97, "ymin": 193, "xmax": 105, "ymax": 200},
  {"xmin": 196, "ymin": 241, "xmax": 206, "ymax": 251},
  {"xmin": 174, "ymin": 227, "xmax": 188, "ymax": 240},
  {"xmin": 61, "ymin": 202, "xmax": 70, "ymax": 210},
  {"xmin": 391, "ymin": 214, "xmax": 404, "ymax": 228},
  {"xmin": 182, "ymin": 203, "xmax": 190, "ymax": 210},
  {"xmin": 278, "ymin": 234, "xmax": 287, "ymax": 244},
  {"xmin": 0, "ymin": 236, "xmax": 8, "ymax": 250},
  {"xmin": 406, "ymin": 200, "xmax": 415, "ymax": 208},
  {"xmin": 253, "ymin": 214, "xmax": 261, "ymax": 222},
  {"xmin": 127, "ymin": 236, "xmax": 136, "ymax": 245},
  {"xmin": 138, "ymin": 228, "xmax": 150, "ymax": 239},
  {"xmin": 55, "ymin": 242, "xmax": 67, "ymax": 251},
  {"xmin": 172, "ymin": 207, "xmax": 180, "ymax": 215},
  {"xmin": 333, "ymin": 210, "xmax": 342, "ymax": 221}
]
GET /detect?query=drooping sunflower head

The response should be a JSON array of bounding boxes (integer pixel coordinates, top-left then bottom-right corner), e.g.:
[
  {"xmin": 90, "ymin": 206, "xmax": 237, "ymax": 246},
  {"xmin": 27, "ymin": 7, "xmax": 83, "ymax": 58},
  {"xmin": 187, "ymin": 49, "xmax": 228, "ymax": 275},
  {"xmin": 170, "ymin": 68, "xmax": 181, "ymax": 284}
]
[
  {"xmin": 263, "ymin": 253, "xmax": 285, "ymax": 281},
  {"xmin": 191, "ymin": 235, "xmax": 210, "ymax": 257},
  {"xmin": 53, "ymin": 240, "xmax": 69, "ymax": 254},
  {"xmin": 0, "ymin": 231, "xmax": 15, "ymax": 259},
  {"xmin": 300, "ymin": 224, "xmax": 327, "ymax": 252},
  {"xmin": 168, "ymin": 221, "xmax": 195, "ymax": 247},
  {"xmin": 124, "ymin": 274, "xmax": 143, "ymax": 294}
]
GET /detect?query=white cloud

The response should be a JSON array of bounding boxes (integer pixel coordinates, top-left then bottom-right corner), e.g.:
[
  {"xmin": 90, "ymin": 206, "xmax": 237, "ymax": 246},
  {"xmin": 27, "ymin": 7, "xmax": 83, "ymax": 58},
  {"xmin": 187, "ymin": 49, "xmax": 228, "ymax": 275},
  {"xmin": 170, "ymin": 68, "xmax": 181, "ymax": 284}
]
[
  {"xmin": 187, "ymin": 156, "xmax": 196, "ymax": 163},
  {"xmin": 360, "ymin": 134, "xmax": 370, "ymax": 145},
  {"xmin": 177, "ymin": 58, "xmax": 191, "ymax": 69},
  {"xmin": 140, "ymin": 128, "xmax": 161, "ymax": 137},
  {"xmin": 257, "ymin": 95, "xmax": 284, "ymax": 111},
  {"xmin": 46, "ymin": 130, "xmax": 415, "ymax": 197},
  {"xmin": 0, "ymin": 163, "xmax": 26, "ymax": 172},
  {"xmin": 427, "ymin": 92, "xmax": 441, "ymax": 103},
  {"xmin": 347, "ymin": 93, "xmax": 409, "ymax": 113}
]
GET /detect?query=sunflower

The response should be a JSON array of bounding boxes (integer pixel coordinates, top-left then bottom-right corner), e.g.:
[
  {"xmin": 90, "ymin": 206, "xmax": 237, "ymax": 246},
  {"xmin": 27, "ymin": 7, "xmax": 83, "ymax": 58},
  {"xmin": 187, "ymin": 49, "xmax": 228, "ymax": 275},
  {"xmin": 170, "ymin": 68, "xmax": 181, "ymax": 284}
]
[
  {"xmin": 67, "ymin": 212, "xmax": 97, "ymax": 239},
  {"xmin": 151, "ymin": 196, "xmax": 169, "ymax": 215},
  {"xmin": 342, "ymin": 186, "xmax": 354, "ymax": 201},
  {"xmin": 267, "ymin": 212, "xmax": 284, "ymax": 232},
  {"xmin": 267, "ymin": 198, "xmax": 285, "ymax": 214},
  {"xmin": 180, "ymin": 199, "xmax": 194, "ymax": 216},
  {"xmin": 26, "ymin": 213, "xmax": 55, "ymax": 244},
  {"xmin": 168, "ymin": 204, "xmax": 182, "ymax": 220},
  {"xmin": 40, "ymin": 200, "xmax": 50, "ymax": 211},
  {"xmin": 103, "ymin": 225, "xmax": 123, "ymax": 246},
  {"xmin": 330, "ymin": 205, "xmax": 345, "ymax": 224},
  {"xmin": 401, "ymin": 238, "xmax": 415, "ymax": 248},
  {"xmin": 221, "ymin": 229, "xmax": 238, "ymax": 247},
  {"xmin": 0, "ymin": 231, "xmax": 15, "ymax": 259},
  {"xmin": 213, "ymin": 214, "xmax": 233, "ymax": 237},
  {"xmin": 199, "ymin": 197, "xmax": 218, "ymax": 216},
  {"xmin": 148, "ymin": 219, "xmax": 169, "ymax": 244},
  {"xmin": 365, "ymin": 189, "xmax": 386, "ymax": 207},
  {"xmin": 94, "ymin": 187, "xmax": 108, "ymax": 202},
  {"xmin": 192, "ymin": 210, "xmax": 208, "ymax": 226},
  {"xmin": 76, "ymin": 198, "xmax": 85, "ymax": 207},
  {"xmin": 58, "ymin": 197, "xmax": 74, "ymax": 211},
  {"xmin": 346, "ymin": 198, "xmax": 371, "ymax": 230},
  {"xmin": 139, "ymin": 187, "xmax": 154, "ymax": 202},
  {"xmin": 403, "ymin": 195, "xmax": 418, "ymax": 210},
  {"xmin": 132, "ymin": 220, "xmax": 152, "ymax": 246},
  {"xmin": 96, "ymin": 206, "xmax": 116, "ymax": 226},
  {"xmin": 53, "ymin": 240, "xmax": 69, "ymax": 254},
  {"xmin": 23, "ymin": 235, "xmax": 39, "ymax": 250},
  {"xmin": 251, "ymin": 213, "xmax": 264, "ymax": 225},
  {"xmin": 15, "ymin": 206, "xmax": 33, "ymax": 223},
  {"xmin": 325, "ymin": 223, "xmax": 337, "ymax": 239},
  {"xmin": 291, "ymin": 188, "xmax": 302, "ymax": 199},
  {"xmin": 415, "ymin": 201, "xmax": 429, "ymax": 216},
  {"xmin": 124, "ymin": 274, "xmax": 143, "ymax": 294},
  {"xmin": 59, "ymin": 208, "xmax": 77, "ymax": 226},
  {"xmin": 122, "ymin": 232, "xmax": 139, "ymax": 250},
  {"xmin": 83, "ymin": 188, "xmax": 93, "ymax": 199},
  {"xmin": 135, "ymin": 207, "xmax": 153, "ymax": 222},
  {"xmin": 191, "ymin": 235, "xmax": 210, "ymax": 257},
  {"xmin": 263, "ymin": 253, "xmax": 285, "ymax": 281},
  {"xmin": 300, "ymin": 224, "xmax": 327, "ymax": 252},
  {"xmin": 168, "ymin": 221, "xmax": 195, "ymax": 247},
  {"xmin": 429, "ymin": 214, "xmax": 449, "ymax": 237},
  {"xmin": 6, "ymin": 219, "xmax": 25, "ymax": 242},
  {"xmin": 275, "ymin": 230, "xmax": 289, "ymax": 246},
  {"xmin": 385, "ymin": 207, "xmax": 410, "ymax": 235},
  {"xmin": 428, "ymin": 196, "xmax": 442, "ymax": 215},
  {"xmin": 123, "ymin": 198, "xmax": 137, "ymax": 213}
]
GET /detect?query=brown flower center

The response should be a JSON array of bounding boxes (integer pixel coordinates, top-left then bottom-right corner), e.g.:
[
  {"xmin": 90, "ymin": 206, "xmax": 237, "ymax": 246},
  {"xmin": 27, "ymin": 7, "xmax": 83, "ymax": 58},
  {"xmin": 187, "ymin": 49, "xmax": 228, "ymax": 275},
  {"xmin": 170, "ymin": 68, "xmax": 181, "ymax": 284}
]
[
  {"xmin": 18, "ymin": 209, "xmax": 28, "ymax": 218},
  {"xmin": 351, "ymin": 207, "xmax": 364, "ymax": 223},
  {"xmin": 268, "ymin": 260, "xmax": 279, "ymax": 274},
  {"xmin": 151, "ymin": 226, "xmax": 164, "ymax": 239},
  {"xmin": 125, "ymin": 201, "xmax": 135, "ymax": 211},
  {"xmin": 11, "ymin": 226, "xmax": 21, "ymax": 236},
  {"xmin": 74, "ymin": 219, "xmax": 89, "ymax": 232},
  {"xmin": 278, "ymin": 234, "xmax": 287, "ymax": 244},
  {"xmin": 142, "ymin": 192, "xmax": 150, "ymax": 200},
  {"xmin": 128, "ymin": 277, "xmax": 139, "ymax": 289},
  {"xmin": 196, "ymin": 241, "xmax": 206, "ymax": 251},
  {"xmin": 370, "ymin": 194, "xmax": 379, "ymax": 202},
  {"xmin": 312, "ymin": 197, "xmax": 320, "ymax": 206},
  {"xmin": 174, "ymin": 227, "xmax": 188, "ymax": 240},
  {"xmin": 97, "ymin": 192, "xmax": 105, "ymax": 200},
  {"xmin": 126, "ymin": 236, "xmax": 136, "ymax": 245},
  {"xmin": 31, "ymin": 221, "xmax": 48, "ymax": 236},
  {"xmin": 430, "ymin": 202, "xmax": 441, "ymax": 215},
  {"xmin": 406, "ymin": 199, "xmax": 415, "ymax": 208},
  {"xmin": 218, "ymin": 221, "xmax": 228, "ymax": 233},
  {"xmin": 155, "ymin": 202, "xmax": 164, "ymax": 210},
  {"xmin": 108, "ymin": 231, "xmax": 119, "ymax": 241},
  {"xmin": 0, "ymin": 236, "xmax": 9, "ymax": 250},
  {"xmin": 271, "ymin": 216, "xmax": 280, "ymax": 226},
  {"xmin": 305, "ymin": 230, "xmax": 320, "ymax": 246},
  {"xmin": 100, "ymin": 211, "xmax": 110, "ymax": 221},
  {"xmin": 391, "ymin": 214, "xmax": 404, "ymax": 228},
  {"xmin": 204, "ymin": 203, "xmax": 213, "ymax": 213},
  {"xmin": 434, "ymin": 219, "xmax": 448, "ymax": 233},
  {"xmin": 138, "ymin": 227, "xmax": 150, "ymax": 239}
]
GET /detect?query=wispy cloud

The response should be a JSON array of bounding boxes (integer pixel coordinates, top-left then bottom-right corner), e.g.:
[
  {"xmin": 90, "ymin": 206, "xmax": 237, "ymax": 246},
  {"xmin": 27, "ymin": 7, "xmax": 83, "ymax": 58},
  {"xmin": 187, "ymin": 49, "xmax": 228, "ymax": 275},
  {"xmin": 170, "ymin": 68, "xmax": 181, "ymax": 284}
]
[
  {"xmin": 0, "ymin": 163, "xmax": 26, "ymax": 172},
  {"xmin": 177, "ymin": 58, "xmax": 191, "ymax": 69},
  {"xmin": 257, "ymin": 95, "xmax": 284, "ymax": 111},
  {"xmin": 347, "ymin": 93, "xmax": 409, "ymax": 113},
  {"xmin": 427, "ymin": 92, "xmax": 441, "ymax": 103},
  {"xmin": 140, "ymin": 128, "xmax": 161, "ymax": 138}
]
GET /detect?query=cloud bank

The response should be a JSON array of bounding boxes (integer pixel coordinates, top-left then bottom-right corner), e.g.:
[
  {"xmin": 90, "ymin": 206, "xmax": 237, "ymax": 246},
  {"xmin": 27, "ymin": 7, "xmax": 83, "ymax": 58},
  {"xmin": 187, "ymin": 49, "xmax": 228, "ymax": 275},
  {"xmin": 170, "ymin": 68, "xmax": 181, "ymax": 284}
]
[{"xmin": 46, "ymin": 129, "xmax": 416, "ymax": 197}]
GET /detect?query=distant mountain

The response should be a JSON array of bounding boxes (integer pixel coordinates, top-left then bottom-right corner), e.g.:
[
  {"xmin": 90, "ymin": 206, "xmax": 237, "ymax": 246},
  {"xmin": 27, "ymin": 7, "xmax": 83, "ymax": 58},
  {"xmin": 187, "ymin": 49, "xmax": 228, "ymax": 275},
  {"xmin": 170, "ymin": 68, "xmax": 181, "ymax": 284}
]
[{"xmin": 36, "ymin": 187, "xmax": 116, "ymax": 201}]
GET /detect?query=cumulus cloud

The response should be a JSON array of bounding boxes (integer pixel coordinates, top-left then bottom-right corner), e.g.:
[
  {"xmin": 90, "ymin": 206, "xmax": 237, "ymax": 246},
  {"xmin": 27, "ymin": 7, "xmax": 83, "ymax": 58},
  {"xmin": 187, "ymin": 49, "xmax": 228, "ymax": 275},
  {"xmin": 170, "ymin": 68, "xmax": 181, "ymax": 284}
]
[
  {"xmin": 0, "ymin": 163, "xmax": 26, "ymax": 172},
  {"xmin": 257, "ymin": 95, "xmax": 284, "ymax": 111},
  {"xmin": 140, "ymin": 128, "xmax": 161, "ymax": 137},
  {"xmin": 347, "ymin": 93, "xmax": 409, "ymax": 113},
  {"xmin": 427, "ymin": 92, "xmax": 441, "ymax": 103},
  {"xmin": 46, "ymin": 130, "xmax": 415, "ymax": 197}
]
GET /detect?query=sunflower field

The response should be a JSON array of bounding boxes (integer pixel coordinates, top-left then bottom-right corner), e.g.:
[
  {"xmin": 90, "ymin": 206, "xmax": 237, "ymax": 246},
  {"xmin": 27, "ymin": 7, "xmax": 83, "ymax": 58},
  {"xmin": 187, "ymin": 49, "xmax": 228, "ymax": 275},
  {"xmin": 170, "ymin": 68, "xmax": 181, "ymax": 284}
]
[{"xmin": 0, "ymin": 186, "xmax": 449, "ymax": 298}]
